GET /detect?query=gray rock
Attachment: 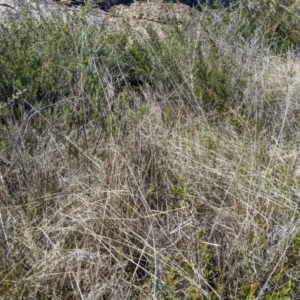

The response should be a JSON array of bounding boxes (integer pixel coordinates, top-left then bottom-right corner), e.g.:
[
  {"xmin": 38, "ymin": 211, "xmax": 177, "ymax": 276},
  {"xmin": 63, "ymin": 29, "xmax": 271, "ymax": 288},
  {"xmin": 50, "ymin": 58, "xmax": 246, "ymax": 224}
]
[
  {"xmin": 0, "ymin": 0, "xmax": 107, "ymax": 24},
  {"xmin": 96, "ymin": 0, "xmax": 237, "ymax": 11},
  {"xmin": 0, "ymin": 0, "xmax": 237, "ymax": 24},
  {"xmin": 0, "ymin": 0, "xmax": 22, "ymax": 22},
  {"xmin": 177, "ymin": 0, "xmax": 238, "ymax": 9},
  {"xmin": 63, "ymin": 0, "xmax": 237, "ymax": 11}
]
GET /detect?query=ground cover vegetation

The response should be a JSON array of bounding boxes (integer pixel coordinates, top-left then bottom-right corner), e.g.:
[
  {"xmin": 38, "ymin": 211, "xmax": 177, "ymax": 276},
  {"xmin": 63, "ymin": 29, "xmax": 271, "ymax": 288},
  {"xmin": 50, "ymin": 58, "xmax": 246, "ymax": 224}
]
[{"xmin": 1, "ymin": 0, "xmax": 300, "ymax": 298}]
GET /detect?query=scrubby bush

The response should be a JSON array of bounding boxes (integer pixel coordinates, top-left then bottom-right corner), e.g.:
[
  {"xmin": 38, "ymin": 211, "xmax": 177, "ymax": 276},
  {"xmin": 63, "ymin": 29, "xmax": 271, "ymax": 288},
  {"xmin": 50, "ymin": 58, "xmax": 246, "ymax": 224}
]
[{"xmin": 237, "ymin": 0, "xmax": 300, "ymax": 53}]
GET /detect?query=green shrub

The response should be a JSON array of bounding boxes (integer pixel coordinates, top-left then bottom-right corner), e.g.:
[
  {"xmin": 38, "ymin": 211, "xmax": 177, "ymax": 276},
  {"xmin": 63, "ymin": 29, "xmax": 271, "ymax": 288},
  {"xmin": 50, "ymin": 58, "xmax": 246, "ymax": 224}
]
[
  {"xmin": 0, "ymin": 16, "xmax": 78, "ymax": 106},
  {"xmin": 194, "ymin": 43, "xmax": 231, "ymax": 114},
  {"xmin": 238, "ymin": 0, "xmax": 300, "ymax": 53}
]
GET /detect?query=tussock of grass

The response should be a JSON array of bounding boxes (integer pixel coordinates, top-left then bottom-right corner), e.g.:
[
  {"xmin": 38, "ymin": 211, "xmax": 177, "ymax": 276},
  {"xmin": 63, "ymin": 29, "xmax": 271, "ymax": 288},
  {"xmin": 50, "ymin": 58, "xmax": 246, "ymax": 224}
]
[{"xmin": 1, "ymin": 0, "xmax": 300, "ymax": 299}]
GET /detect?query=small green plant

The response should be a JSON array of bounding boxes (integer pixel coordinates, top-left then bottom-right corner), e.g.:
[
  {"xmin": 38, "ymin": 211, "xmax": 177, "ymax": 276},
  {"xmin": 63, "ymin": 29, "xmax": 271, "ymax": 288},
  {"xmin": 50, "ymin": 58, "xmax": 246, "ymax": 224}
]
[
  {"xmin": 182, "ymin": 260, "xmax": 193, "ymax": 276},
  {"xmin": 292, "ymin": 233, "xmax": 300, "ymax": 256},
  {"xmin": 229, "ymin": 112, "xmax": 247, "ymax": 134},
  {"xmin": 162, "ymin": 258, "xmax": 179, "ymax": 299},
  {"xmin": 198, "ymin": 227, "xmax": 210, "ymax": 265},
  {"xmin": 187, "ymin": 286, "xmax": 203, "ymax": 300},
  {"xmin": 264, "ymin": 280, "xmax": 295, "ymax": 300},
  {"xmin": 162, "ymin": 258, "xmax": 205, "ymax": 300},
  {"xmin": 172, "ymin": 176, "xmax": 192, "ymax": 205},
  {"xmin": 242, "ymin": 283, "xmax": 257, "ymax": 300},
  {"xmin": 172, "ymin": 176, "xmax": 193, "ymax": 216}
]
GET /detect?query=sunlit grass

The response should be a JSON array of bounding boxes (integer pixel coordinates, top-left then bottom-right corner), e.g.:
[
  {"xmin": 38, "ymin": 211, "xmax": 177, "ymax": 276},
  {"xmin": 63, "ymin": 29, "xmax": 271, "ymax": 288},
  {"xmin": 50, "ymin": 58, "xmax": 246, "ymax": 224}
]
[{"xmin": 1, "ymin": 0, "xmax": 300, "ymax": 299}]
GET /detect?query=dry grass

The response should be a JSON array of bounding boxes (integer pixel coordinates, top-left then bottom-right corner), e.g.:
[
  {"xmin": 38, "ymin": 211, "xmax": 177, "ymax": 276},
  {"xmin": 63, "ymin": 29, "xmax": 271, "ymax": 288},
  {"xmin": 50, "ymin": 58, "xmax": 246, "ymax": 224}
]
[{"xmin": 1, "ymin": 1, "xmax": 300, "ymax": 299}]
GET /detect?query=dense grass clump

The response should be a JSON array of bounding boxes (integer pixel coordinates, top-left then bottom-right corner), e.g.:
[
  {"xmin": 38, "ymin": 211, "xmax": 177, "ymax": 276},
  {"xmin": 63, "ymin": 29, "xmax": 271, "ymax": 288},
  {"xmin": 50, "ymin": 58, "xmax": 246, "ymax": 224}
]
[{"xmin": 1, "ymin": 1, "xmax": 300, "ymax": 299}]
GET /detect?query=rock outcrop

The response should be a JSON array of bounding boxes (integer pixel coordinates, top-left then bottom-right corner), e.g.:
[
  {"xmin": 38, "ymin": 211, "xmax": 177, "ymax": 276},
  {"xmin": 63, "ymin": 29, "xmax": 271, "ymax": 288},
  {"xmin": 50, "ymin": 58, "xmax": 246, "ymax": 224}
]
[
  {"xmin": 0, "ymin": 0, "xmax": 236, "ymax": 24},
  {"xmin": 97, "ymin": 0, "xmax": 237, "ymax": 11},
  {"xmin": 0, "ymin": 0, "xmax": 107, "ymax": 23},
  {"xmin": 56, "ymin": 0, "xmax": 237, "ymax": 11},
  {"xmin": 0, "ymin": 0, "xmax": 22, "ymax": 21},
  {"xmin": 0, "ymin": 0, "xmax": 237, "ymax": 22}
]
